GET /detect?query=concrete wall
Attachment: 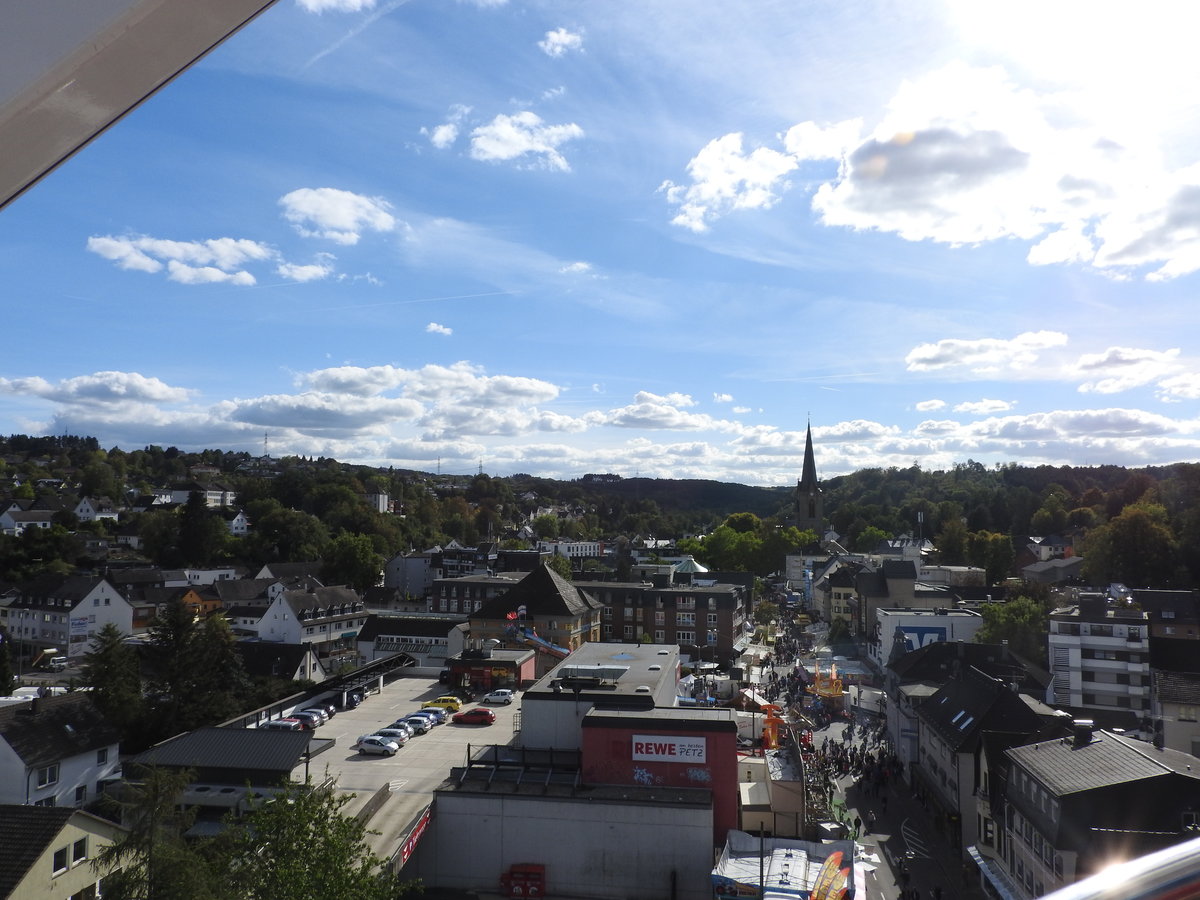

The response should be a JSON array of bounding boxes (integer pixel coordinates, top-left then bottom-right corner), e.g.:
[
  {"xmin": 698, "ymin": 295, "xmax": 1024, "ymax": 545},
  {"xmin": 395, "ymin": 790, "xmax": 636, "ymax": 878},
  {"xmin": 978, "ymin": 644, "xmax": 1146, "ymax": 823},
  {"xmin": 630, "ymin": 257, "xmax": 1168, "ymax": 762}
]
[{"xmin": 414, "ymin": 791, "xmax": 715, "ymax": 900}]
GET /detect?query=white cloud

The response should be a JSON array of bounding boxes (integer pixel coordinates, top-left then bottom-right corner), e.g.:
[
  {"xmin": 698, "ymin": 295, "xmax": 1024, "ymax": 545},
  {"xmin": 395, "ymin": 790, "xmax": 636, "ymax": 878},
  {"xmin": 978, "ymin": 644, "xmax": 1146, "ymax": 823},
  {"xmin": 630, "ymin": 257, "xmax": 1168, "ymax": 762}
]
[
  {"xmin": 733, "ymin": 406, "xmax": 751, "ymax": 414},
  {"xmin": 915, "ymin": 399, "xmax": 946, "ymax": 411},
  {"xmin": 1073, "ymin": 346, "xmax": 1182, "ymax": 394},
  {"xmin": 87, "ymin": 234, "xmax": 272, "ymax": 283},
  {"xmin": 1157, "ymin": 373, "xmax": 1200, "ymax": 401},
  {"xmin": 86, "ymin": 236, "xmax": 162, "ymax": 273},
  {"xmin": 469, "ymin": 112, "xmax": 584, "ymax": 171},
  {"xmin": 422, "ymin": 104, "xmax": 472, "ymax": 150},
  {"xmin": 559, "ymin": 261, "xmax": 592, "ymax": 275},
  {"xmin": 539, "ymin": 27, "xmax": 583, "ymax": 58},
  {"xmin": 954, "ymin": 398, "xmax": 1014, "ymax": 415},
  {"xmin": 426, "ymin": 322, "xmax": 452, "ymax": 335},
  {"xmin": 665, "ymin": 60, "xmax": 1200, "ymax": 279},
  {"xmin": 906, "ymin": 331, "xmax": 1068, "ymax": 374},
  {"xmin": 230, "ymin": 392, "xmax": 423, "ymax": 431},
  {"xmin": 659, "ymin": 133, "xmax": 797, "ymax": 232},
  {"xmin": 279, "ymin": 187, "xmax": 396, "ymax": 245},
  {"xmin": 296, "ymin": 0, "xmax": 377, "ymax": 11},
  {"xmin": 166, "ymin": 261, "xmax": 256, "ymax": 285},
  {"xmin": 713, "ymin": 393, "xmax": 733, "ymax": 403},
  {"xmin": 0, "ymin": 371, "xmax": 191, "ymax": 405},
  {"xmin": 277, "ymin": 256, "xmax": 335, "ymax": 282}
]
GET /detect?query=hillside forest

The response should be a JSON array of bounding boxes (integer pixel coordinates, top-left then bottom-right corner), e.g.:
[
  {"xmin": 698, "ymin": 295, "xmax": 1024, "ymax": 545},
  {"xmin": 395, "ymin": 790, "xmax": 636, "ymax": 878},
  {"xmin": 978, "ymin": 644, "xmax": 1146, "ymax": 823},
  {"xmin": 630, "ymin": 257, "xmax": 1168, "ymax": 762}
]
[{"xmin": 0, "ymin": 434, "xmax": 1198, "ymax": 591}]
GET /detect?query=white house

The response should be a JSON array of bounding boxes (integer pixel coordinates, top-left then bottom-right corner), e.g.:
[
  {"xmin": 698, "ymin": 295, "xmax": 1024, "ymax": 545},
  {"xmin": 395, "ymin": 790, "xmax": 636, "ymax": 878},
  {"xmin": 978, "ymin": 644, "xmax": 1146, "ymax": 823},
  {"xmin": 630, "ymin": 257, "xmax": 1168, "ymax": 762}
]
[
  {"xmin": 7, "ymin": 576, "xmax": 132, "ymax": 661},
  {"xmin": 72, "ymin": 496, "xmax": 119, "ymax": 524},
  {"xmin": 0, "ymin": 694, "xmax": 121, "ymax": 808}
]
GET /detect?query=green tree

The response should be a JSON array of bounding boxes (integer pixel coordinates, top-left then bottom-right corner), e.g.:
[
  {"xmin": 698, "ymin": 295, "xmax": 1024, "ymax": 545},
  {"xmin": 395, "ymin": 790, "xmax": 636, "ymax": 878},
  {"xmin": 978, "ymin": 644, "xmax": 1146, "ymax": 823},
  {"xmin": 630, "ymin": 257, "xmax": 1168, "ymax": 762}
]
[
  {"xmin": 935, "ymin": 518, "xmax": 969, "ymax": 565},
  {"xmin": 974, "ymin": 595, "xmax": 1049, "ymax": 667},
  {"xmin": 545, "ymin": 554, "xmax": 573, "ymax": 580},
  {"xmin": 210, "ymin": 780, "xmax": 414, "ymax": 899},
  {"xmin": 753, "ymin": 600, "xmax": 779, "ymax": 626},
  {"xmin": 178, "ymin": 492, "xmax": 228, "ymax": 566},
  {"xmin": 854, "ymin": 525, "xmax": 892, "ymax": 553},
  {"xmin": 83, "ymin": 623, "xmax": 145, "ymax": 736},
  {"xmin": 93, "ymin": 767, "xmax": 220, "ymax": 900},
  {"xmin": 1081, "ymin": 502, "xmax": 1180, "ymax": 588},
  {"xmin": 532, "ymin": 514, "xmax": 560, "ymax": 540},
  {"xmin": 322, "ymin": 533, "xmax": 384, "ymax": 592}
]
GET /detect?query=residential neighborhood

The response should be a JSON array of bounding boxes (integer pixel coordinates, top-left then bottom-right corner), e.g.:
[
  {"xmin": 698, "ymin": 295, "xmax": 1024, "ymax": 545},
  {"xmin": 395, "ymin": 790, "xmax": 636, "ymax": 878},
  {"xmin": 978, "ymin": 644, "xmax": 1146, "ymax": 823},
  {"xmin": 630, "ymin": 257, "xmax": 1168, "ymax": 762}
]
[{"xmin": 0, "ymin": 431, "xmax": 1198, "ymax": 899}]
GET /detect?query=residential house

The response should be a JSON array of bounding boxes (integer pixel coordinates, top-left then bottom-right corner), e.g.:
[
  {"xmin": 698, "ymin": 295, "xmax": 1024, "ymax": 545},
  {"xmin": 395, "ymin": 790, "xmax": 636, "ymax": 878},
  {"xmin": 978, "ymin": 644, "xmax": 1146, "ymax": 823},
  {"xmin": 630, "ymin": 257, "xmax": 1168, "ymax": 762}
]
[
  {"xmin": 469, "ymin": 564, "xmax": 605, "ymax": 676},
  {"xmin": 253, "ymin": 561, "xmax": 324, "ymax": 582},
  {"xmin": 1021, "ymin": 557, "xmax": 1085, "ymax": 585},
  {"xmin": 913, "ymin": 665, "xmax": 1069, "ymax": 855},
  {"xmin": 223, "ymin": 508, "xmax": 251, "ymax": 537},
  {"xmin": 884, "ymin": 640, "xmax": 1052, "ymax": 789},
  {"xmin": 71, "ymin": 496, "xmax": 119, "ymax": 525},
  {"xmin": 0, "ymin": 509, "xmax": 55, "ymax": 537},
  {"xmin": 1047, "ymin": 596, "xmax": 1151, "ymax": 720},
  {"xmin": 169, "ymin": 481, "xmax": 236, "ymax": 508},
  {"xmin": 0, "ymin": 805, "xmax": 124, "ymax": 900},
  {"xmin": 0, "ymin": 694, "xmax": 121, "ymax": 808},
  {"xmin": 854, "ymin": 559, "xmax": 959, "ymax": 640},
  {"xmin": 1133, "ymin": 589, "xmax": 1200, "ymax": 639},
  {"xmin": 980, "ymin": 727, "xmax": 1200, "ymax": 899},
  {"xmin": 868, "ymin": 607, "xmax": 984, "ymax": 671},
  {"xmin": 7, "ymin": 575, "xmax": 131, "ymax": 662},
  {"xmin": 1150, "ymin": 636, "xmax": 1200, "ymax": 754},
  {"xmin": 256, "ymin": 585, "xmax": 367, "ymax": 667},
  {"xmin": 432, "ymin": 573, "xmax": 524, "ymax": 615},
  {"xmin": 384, "ymin": 550, "xmax": 437, "ymax": 600},
  {"xmin": 234, "ymin": 640, "xmax": 329, "ymax": 683},
  {"xmin": 355, "ymin": 615, "xmax": 467, "ymax": 668}
]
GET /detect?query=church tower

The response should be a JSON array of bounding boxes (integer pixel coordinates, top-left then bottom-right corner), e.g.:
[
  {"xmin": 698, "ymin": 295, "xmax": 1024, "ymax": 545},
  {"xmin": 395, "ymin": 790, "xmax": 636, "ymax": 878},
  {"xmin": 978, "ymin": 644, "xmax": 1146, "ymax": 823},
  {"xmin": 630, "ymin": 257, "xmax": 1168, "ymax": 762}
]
[{"xmin": 793, "ymin": 423, "xmax": 823, "ymax": 536}]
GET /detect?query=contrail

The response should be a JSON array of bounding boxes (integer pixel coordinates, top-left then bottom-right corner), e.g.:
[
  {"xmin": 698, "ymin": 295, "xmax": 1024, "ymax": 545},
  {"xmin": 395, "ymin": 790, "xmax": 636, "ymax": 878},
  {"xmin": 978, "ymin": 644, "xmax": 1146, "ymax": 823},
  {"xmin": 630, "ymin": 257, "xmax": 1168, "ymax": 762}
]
[{"xmin": 302, "ymin": 0, "xmax": 414, "ymax": 71}]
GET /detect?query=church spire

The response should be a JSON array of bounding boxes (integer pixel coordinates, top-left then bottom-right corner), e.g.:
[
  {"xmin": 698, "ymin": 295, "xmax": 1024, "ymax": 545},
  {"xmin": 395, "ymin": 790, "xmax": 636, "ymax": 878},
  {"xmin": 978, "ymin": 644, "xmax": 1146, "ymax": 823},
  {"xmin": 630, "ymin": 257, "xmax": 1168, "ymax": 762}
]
[{"xmin": 794, "ymin": 423, "xmax": 823, "ymax": 536}]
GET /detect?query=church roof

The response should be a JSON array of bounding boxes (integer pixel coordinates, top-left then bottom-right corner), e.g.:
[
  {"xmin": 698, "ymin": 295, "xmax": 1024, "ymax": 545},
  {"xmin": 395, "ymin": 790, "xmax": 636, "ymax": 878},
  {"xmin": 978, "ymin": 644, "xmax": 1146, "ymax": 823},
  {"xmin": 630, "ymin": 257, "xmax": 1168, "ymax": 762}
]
[{"xmin": 798, "ymin": 424, "xmax": 820, "ymax": 491}]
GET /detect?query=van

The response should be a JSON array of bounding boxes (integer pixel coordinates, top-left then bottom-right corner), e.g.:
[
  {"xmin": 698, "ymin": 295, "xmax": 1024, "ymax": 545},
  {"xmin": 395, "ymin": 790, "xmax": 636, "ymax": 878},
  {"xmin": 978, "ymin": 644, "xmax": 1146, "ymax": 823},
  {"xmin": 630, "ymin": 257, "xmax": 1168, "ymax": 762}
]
[{"xmin": 46, "ymin": 656, "xmax": 68, "ymax": 672}]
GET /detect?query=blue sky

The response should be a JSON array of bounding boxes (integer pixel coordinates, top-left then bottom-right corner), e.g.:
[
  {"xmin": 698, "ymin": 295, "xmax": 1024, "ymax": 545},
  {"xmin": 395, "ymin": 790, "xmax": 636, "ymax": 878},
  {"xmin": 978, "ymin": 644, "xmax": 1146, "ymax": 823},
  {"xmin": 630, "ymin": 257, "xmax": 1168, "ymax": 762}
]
[{"xmin": 3, "ymin": 0, "xmax": 1200, "ymax": 485}]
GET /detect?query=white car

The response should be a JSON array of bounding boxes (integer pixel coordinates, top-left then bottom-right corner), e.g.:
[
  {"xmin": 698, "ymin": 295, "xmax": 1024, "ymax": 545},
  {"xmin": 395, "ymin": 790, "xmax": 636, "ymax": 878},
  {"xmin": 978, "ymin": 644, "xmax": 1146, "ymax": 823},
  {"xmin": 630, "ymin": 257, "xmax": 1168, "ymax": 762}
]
[
  {"xmin": 483, "ymin": 689, "xmax": 515, "ymax": 705},
  {"xmin": 355, "ymin": 735, "xmax": 401, "ymax": 756},
  {"xmin": 371, "ymin": 727, "xmax": 412, "ymax": 745},
  {"xmin": 395, "ymin": 716, "xmax": 432, "ymax": 734}
]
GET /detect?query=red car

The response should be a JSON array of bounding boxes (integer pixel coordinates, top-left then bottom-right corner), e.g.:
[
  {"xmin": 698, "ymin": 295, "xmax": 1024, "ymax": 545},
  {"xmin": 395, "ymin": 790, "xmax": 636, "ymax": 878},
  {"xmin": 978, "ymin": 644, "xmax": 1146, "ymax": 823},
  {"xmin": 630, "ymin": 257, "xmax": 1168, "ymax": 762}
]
[{"xmin": 452, "ymin": 707, "xmax": 496, "ymax": 725}]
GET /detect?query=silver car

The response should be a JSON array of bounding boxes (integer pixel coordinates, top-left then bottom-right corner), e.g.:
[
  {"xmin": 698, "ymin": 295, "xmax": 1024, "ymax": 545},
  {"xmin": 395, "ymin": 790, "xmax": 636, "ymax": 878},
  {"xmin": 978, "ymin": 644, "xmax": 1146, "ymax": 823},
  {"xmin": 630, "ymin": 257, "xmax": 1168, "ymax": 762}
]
[{"xmin": 355, "ymin": 735, "xmax": 401, "ymax": 756}]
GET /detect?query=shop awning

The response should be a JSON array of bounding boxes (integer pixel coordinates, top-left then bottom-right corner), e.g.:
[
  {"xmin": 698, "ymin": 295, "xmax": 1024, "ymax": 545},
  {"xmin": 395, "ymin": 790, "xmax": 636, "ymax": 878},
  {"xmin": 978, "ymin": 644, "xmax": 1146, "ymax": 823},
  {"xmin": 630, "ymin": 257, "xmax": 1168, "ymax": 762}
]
[{"xmin": 967, "ymin": 845, "xmax": 1021, "ymax": 900}]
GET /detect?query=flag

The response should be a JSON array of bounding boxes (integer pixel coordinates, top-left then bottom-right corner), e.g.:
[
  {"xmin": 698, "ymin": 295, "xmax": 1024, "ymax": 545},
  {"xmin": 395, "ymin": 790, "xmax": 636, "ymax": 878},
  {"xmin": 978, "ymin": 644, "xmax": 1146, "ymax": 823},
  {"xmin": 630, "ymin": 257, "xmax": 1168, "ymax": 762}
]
[
  {"xmin": 517, "ymin": 605, "xmax": 527, "ymax": 617},
  {"xmin": 506, "ymin": 611, "xmax": 518, "ymax": 620}
]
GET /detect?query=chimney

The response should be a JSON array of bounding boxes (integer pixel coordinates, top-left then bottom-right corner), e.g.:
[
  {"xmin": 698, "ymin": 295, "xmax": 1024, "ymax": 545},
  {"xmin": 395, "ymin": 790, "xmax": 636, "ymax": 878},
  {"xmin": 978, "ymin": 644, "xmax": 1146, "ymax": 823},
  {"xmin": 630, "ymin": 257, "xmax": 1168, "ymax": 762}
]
[{"xmin": 1072, "ymin": 719, "xmax": 1095, "ymax": 748}]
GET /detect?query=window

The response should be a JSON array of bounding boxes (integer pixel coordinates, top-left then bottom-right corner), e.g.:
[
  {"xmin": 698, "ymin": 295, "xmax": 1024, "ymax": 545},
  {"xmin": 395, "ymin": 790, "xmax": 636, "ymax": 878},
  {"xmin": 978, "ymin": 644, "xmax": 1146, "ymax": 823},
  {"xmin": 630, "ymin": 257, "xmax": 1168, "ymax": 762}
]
[
  {"xmin": 53, "ymin": 847, "xmax": 68, "ymax": 874},
  {"xmin": 1091, "ymin": 624, "xmax": 1113, "ymax": 637},
  {"xmin": 75, "ymin": 785, "xmax": 87, "ymax": 805},
  {"xmin": 37, "ymin": 764, "xmax": 60, "ymax": 787},
  {"xmin": 34, "ymin": 797, "xmax": 56, "ymax": 807},
  {"xmin": 69, "ymin": 884, "xmax": 98, "ymax": 900},
  {"xmin": 73, "ymin": 837, "xmax": 88, "ymax": 864},
  {"xmin": 602, "ymin": 624, "xmax": 612, "ymax": 637},
  {"xmin": 654, "ymin": 630, "xmax": 664, "ymax": 642},
  {"xmin": 677, "ymin": 631, "xmax": 694, "ymax": 643},
  {"xmin": 623, "ymin": 624, "xmax": 634, "ymax": 638}
]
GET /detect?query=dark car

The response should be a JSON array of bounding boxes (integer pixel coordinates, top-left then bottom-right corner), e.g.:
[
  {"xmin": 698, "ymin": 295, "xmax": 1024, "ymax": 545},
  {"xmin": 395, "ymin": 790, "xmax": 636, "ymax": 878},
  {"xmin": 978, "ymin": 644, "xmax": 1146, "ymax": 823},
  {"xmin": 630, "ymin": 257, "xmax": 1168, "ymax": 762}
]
[{"xmin": 452, "ymin": 707, "xmax": 496, "ymax": 726}]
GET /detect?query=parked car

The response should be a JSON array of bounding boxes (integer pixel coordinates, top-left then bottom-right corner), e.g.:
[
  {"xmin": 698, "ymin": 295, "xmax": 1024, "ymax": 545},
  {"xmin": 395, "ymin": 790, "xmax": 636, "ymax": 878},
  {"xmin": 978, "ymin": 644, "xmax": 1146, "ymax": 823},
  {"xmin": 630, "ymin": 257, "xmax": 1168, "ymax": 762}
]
[
  {"xmin": 395, "ymin": 716, "xmax": 432, "ymax": 734},
  {"xmin": 482, "ymin": 689, "xmax": 515, "ymax": 705},
  {"xmin": 340, "ymin": 691, "xmax": 364, "ymax": 709},
  {"xmin": 422, "ymin": 696, "xmax": 463, "ymax": 712},
  {"xmin": 407, "ymin": 709, "xmax": 444, "ymax": 726},
  {"xmin": 369, "ymin": 728, "xmax": 411, "ymax": 746},
  {"xmin": 291, "ymin": 711, "xmax": 324, "ymax": 729},
  {"xmin": 452, "ymin": 707, "xmax": 496, "ymax": 726},
  {"xmin": 307, "ymin": 702, "xmax": 337, "ymax": 718},
  {"xmin": 259, "ymin": 718, "xmax": 304, "ymax": 731},
  {"xmin": 383, "ymin": 721, "xmax": 415, "ymax": 739},
  {"xmin": 355, "ymin": 735, "xmax": 401, "ymax": 756},
  {"xmin": 299, "ymin": 707, "xmax": 330, "ymax": 724}
]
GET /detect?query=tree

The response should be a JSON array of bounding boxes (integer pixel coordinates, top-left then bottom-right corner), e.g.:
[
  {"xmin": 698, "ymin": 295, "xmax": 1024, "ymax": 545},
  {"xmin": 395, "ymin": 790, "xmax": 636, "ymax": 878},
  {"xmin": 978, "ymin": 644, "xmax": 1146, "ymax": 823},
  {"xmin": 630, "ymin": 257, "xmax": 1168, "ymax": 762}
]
[
  {"xmin": 1081, "ymin": 502, "xmax": 1180, "ymax": 588},
  {"xmin": 210, "ymin": 780, "xmax": 413, "ymax": 900},
  {"xmin": 83, "ymin": 623, "xmax": 144, "ymax": 736},
  {"xmin": 178, "ymin": 492, "xmax": 228, "ymax": 566},
  {"xmin": 854, "ymin": 525, "xmax": 892, "ymax": 553},
  {"xmin": 93, "ymin": 767, "xmax": 220, "ymax": 900},
  {"xmin": 753, "ymin": 600, "xmax": 779, "ymax": 626},
  {"xmin": 322, "ymin": 533, "xmax": 384, "ymax": 592},
  {"xmin": 935, "ymin": 519, "xmax": 968, "ymax": 565},
  {"xmin": 532, "ymin": 514, "xmax": 560, "ymax": 540},
  {"xmin": 545, "ymin": 554, "xmax": 572, "ymax": 580},
  {"xmin": 974, "ymin": 595, "xmax": 1049, "ymax": 667}
]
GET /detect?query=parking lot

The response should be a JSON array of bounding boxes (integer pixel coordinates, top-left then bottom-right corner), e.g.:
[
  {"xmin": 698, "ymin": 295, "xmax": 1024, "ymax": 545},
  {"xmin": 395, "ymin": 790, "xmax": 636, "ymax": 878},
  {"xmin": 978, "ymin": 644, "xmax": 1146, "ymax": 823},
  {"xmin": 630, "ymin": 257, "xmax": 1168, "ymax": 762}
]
[{"xmin": 292, "ymin": 674, "xmax": 521, "ymax": 859}]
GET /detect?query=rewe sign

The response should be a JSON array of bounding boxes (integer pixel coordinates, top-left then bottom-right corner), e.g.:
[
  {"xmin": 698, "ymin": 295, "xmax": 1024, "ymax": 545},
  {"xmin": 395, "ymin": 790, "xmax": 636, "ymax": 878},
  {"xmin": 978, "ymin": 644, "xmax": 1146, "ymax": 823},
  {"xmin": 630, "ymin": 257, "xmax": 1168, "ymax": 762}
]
[{"xmin": 631, "ymin": 734, "xmax": 706, "ymax": 763}]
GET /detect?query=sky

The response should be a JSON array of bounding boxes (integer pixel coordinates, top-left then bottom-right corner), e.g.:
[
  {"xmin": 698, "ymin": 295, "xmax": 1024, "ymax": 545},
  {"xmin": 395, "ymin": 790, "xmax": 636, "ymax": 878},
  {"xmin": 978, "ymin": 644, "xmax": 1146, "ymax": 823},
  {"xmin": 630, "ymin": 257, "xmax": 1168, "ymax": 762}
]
[{"xmin": 3, "ymin": 0, "xmax": 1200, "ymax": 486}]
